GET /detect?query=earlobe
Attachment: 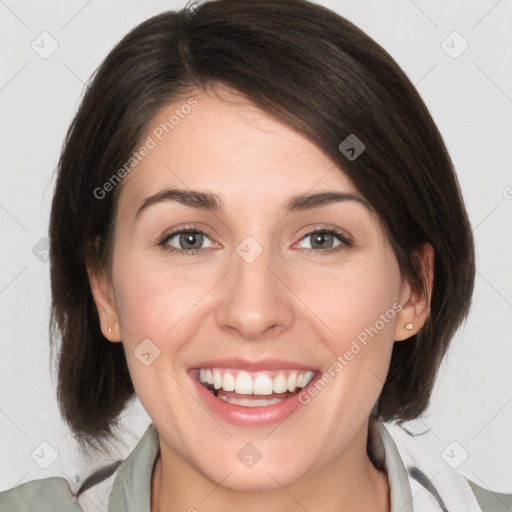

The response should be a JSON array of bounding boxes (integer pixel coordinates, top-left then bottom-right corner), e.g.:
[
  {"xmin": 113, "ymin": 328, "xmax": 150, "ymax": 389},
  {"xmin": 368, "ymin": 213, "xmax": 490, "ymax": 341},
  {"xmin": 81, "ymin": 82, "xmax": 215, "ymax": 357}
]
[
  {"xmin": 394, "ymin": 243, "xmax": 434, "ymax": 341},
  {"xmin": 87, "ymin": 264, "xmax": 122, "ymax": 342}
]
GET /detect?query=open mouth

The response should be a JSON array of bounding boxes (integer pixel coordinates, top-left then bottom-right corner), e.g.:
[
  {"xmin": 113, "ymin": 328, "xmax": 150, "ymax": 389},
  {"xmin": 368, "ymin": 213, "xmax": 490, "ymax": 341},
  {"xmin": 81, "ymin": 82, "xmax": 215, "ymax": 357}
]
[{"xmin": 194, "ymin": 368, "xmax": 317, "ymax": 407}]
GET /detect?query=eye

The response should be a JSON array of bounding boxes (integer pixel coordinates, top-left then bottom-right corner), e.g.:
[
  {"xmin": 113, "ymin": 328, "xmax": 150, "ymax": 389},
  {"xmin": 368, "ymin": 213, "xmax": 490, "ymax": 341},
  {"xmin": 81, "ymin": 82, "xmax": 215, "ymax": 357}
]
[
  {"xmin": 296, "ymin": 228, "xmax": 352, "ymax": 253},
  {"xmin": 159, "ymin": 228, "xmax": 214, "ymax": 254}
]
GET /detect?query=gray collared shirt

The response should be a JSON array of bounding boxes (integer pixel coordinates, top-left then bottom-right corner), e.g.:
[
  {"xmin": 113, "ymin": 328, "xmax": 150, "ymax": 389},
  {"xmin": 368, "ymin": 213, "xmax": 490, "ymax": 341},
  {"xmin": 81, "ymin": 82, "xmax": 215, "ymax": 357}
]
[{"xmin": 0, "ymin": 421, "xmax": 510, "ymax": 511}]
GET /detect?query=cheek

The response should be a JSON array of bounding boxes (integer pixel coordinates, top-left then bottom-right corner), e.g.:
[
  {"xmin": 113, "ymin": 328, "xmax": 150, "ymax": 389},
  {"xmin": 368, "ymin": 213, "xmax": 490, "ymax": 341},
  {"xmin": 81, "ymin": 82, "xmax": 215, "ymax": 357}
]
[
  {"xmin": 112, "ymin": 254, "xmax": 213, "ymax": 340},
  {"xmin": 293, "ymin": 253, "xmax": 401, "ymax": 404},
  {"xmin": 295, "ymin": 255, "xmax": 400, "ymax": 344},
  {"xmin": 110, "ymin": 256, "xmax": 209, "ymax": 407}
]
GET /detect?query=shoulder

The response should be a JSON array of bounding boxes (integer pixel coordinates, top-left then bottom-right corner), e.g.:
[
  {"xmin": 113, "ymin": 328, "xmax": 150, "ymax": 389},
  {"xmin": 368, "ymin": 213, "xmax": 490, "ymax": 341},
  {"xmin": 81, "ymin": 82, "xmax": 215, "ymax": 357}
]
[
  {"xmin": 377, "ymin": 421, "xmax": 512, "ymax": 512},
  {"xmin": 468, "ymin": 480, "xmax": 512, "ymax": 512},
  {"xmin": 0, "ymin": 477, "xmax": 83, "ymax": 512}
]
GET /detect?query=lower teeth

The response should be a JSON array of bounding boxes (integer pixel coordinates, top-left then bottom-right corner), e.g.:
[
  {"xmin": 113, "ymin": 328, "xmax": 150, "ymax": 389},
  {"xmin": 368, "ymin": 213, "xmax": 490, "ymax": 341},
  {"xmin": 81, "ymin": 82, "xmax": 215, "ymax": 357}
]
[
  {"xmin": 205, "ymin": 385, "xmax": 290, "ymax": 407},
  {"xmin": 219, "ymin": 395, "xmax": 285, "ymax": 407}
]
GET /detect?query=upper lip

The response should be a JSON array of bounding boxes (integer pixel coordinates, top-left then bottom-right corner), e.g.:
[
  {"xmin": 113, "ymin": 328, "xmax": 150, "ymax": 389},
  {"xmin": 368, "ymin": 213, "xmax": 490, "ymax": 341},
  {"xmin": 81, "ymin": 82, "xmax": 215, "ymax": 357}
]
[{"xmin": 189, "ymin": 358, "xmax": 319, "ymax": 372}]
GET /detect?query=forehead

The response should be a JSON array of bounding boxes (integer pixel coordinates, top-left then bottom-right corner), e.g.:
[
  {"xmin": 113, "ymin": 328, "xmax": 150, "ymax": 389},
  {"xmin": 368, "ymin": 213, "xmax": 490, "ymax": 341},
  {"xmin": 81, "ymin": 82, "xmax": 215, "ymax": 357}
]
[{"xmin": 117, "ymin": 88, "xmax": 361, "ymax": 215}]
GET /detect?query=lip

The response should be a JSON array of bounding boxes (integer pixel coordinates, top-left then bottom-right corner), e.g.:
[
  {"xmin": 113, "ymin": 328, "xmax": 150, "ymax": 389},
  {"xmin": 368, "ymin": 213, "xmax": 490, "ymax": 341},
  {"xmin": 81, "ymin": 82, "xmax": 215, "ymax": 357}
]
[
  {"xmin": 189, "ymin": 358, "xmax": 319, "ymax": 372},
  {"xmin": 187, "ymin": 358, "xmax": 321, "ymax": 427}
]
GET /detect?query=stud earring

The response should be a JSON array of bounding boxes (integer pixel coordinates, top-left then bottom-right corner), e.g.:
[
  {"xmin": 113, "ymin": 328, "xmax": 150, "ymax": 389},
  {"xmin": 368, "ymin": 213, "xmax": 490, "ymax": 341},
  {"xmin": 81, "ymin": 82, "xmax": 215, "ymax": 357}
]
[
  {"xmin": 108, "ymin": 327, "xmax": 112, "ymax": 333},
  {"xmin": 405, "ymin": 323, "xmax": 413, "ymax": 330}
]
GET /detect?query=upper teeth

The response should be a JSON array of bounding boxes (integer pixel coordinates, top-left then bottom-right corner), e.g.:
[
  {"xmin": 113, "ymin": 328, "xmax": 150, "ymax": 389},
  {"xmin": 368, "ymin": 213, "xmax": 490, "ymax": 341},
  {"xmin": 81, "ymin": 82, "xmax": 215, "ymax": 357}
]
[{"xmin": 198, "ymin": 369, "xmax": 315, "ymax": 395}]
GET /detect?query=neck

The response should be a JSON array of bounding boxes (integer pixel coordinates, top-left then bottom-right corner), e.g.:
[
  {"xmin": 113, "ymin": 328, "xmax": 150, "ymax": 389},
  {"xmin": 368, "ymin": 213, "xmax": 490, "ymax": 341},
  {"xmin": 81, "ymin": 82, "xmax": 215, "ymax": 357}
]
[{"xmin": 151, "ymin": 428, "xmax": 389, "ymax": 512}]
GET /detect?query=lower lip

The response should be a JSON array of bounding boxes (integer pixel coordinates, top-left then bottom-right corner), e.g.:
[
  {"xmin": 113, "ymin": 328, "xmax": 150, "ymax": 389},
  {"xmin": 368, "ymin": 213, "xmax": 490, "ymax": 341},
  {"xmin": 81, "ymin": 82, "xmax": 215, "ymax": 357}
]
[{"xmin": 189, "ymin": 371, "xmax": 317, "ymax": 427}]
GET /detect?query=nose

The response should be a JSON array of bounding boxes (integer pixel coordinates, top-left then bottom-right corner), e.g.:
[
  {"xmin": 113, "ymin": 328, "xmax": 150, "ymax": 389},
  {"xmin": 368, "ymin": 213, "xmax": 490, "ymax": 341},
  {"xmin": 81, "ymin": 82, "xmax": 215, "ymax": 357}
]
[{"xmin": 215, "ymin": 241, "xmax": 295, "ymax": 341}]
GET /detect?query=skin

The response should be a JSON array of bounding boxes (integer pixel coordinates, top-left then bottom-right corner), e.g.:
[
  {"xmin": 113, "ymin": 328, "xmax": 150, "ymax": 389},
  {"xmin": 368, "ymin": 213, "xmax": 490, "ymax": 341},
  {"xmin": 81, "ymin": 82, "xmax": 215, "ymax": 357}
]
[{"xmin": 88, "ymin": 86, "xmax": 433, "ymax": 512}]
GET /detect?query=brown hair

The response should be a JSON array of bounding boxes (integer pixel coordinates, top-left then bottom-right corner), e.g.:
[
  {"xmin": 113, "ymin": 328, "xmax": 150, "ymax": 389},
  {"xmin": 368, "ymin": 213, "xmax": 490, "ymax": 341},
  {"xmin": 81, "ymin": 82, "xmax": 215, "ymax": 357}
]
[{"xmin": 49, "ymin": 0, "xmax": 475, "ymax": 462}]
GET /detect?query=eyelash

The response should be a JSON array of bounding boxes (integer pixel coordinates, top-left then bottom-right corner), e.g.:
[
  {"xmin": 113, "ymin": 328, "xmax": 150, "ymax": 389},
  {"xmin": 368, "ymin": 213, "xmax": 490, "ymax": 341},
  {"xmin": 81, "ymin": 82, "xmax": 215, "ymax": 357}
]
[
  {"xmin": 298, "ymin": 226, "xmax": 353, "ymax": 255},
  {"xmin": 157, "ymin": 225, "xmax": 353, "ymax": 256}
]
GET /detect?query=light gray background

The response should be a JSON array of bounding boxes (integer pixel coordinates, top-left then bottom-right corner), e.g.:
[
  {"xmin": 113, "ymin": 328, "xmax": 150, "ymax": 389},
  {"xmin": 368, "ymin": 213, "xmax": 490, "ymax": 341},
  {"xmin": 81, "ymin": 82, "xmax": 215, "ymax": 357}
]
[{"xmin": 1, "ymin": 0, "xmax": 511, "ymax": 496}]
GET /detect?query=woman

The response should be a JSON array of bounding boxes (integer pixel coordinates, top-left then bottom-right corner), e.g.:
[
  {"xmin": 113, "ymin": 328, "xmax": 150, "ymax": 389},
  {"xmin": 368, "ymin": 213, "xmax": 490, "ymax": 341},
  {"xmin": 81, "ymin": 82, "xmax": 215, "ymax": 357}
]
[{"xmin": 1, "ymin": 0, "xmax": 510, "ymax": 510}]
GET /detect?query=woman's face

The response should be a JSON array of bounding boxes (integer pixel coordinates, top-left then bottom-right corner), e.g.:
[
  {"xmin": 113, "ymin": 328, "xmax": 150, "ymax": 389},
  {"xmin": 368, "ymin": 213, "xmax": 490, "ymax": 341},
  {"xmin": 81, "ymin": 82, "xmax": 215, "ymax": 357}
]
[{"xmin": 90, "ymin": 87, "xmax": 420, "ymax": 491}]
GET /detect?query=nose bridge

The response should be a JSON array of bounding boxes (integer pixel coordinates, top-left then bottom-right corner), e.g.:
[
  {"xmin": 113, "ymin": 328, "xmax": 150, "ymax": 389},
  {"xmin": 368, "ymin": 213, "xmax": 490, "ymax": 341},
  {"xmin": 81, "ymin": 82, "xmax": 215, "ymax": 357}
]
[{"xmin": 215, "ymin": 235, "xmax": 294, "ymax": 340}]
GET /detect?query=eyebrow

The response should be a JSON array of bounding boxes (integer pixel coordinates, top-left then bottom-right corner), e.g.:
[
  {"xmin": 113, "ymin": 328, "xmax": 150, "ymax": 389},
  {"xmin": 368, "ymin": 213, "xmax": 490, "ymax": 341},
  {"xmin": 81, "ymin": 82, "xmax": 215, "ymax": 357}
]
[{"xmin": 134, "ymin": 188, "xmax": 372, "ymax": 219}]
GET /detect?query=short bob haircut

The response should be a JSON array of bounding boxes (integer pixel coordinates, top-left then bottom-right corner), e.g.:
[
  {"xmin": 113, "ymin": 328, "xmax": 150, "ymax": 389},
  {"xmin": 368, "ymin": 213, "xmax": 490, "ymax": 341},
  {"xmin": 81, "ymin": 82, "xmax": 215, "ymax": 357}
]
[{"xmin": 49, "ymin": 0, "xmax": 475, "ymax": 458}]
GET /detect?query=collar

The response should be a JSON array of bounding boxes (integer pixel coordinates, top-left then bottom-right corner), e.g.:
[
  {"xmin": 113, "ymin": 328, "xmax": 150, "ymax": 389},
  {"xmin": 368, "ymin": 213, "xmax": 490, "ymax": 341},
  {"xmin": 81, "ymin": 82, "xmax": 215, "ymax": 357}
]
[
  {"xmin": 108, "ymin": 422, "xmax": 160, "ymax": 512},
  {"xmin": 369, "ymin": 420, "xmax": 414, "ymax": 511}
]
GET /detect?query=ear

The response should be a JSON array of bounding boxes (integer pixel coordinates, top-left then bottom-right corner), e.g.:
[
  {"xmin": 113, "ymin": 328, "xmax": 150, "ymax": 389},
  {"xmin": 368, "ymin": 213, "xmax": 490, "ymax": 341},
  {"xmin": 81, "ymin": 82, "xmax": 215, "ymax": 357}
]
[
  {"xmin": 86, "ymin": 259, "xmax": 122, "ymax": 343},
  {"xmin": 394, "ymin": 243, "xmax": 434, "ymax": 341}
]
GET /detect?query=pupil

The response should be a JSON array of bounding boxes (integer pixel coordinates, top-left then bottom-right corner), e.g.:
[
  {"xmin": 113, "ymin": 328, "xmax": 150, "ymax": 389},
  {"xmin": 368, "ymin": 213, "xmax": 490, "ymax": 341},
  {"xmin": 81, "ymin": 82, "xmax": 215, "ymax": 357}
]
[
  {"xmin": 311, "ymin": 232, "xmax": 333, "ymax": 249},
  {"xmin": 180, "ymin": 232, "xmax": 203, "ymax": 250}
]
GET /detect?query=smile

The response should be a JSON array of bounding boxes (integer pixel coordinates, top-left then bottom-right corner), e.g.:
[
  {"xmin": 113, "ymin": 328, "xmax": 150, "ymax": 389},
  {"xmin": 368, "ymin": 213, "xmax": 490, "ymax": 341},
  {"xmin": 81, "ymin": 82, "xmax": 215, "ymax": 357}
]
[
  {"xmin": 197, "ymin": 368, "xmax": 316, "ymax": 407},
  {"xmin": 189, "ymin": 361, "xmax": 320, "ymax": 426}
]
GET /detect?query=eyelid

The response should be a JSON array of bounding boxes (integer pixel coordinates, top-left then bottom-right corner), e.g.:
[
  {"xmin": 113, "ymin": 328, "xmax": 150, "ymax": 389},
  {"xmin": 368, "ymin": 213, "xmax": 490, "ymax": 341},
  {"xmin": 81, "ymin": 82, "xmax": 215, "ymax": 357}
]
[
  {"xmin": 163, "ymin": 228, "xmax": 213, "ymax": 245},
  {"xmin": 160, "ymin": 224, "xmax": 216, "ymax": 242},
  {"xmin": 157, "ymin": 224, "xmax": 220, "ymax": 255},
  {"xmin": 294, "ymin": 225, "xmax": 353, "ymax": 246},
  {"xmin": 157, "ymin": 224, "xmax": 353, "ymax": 255}
]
